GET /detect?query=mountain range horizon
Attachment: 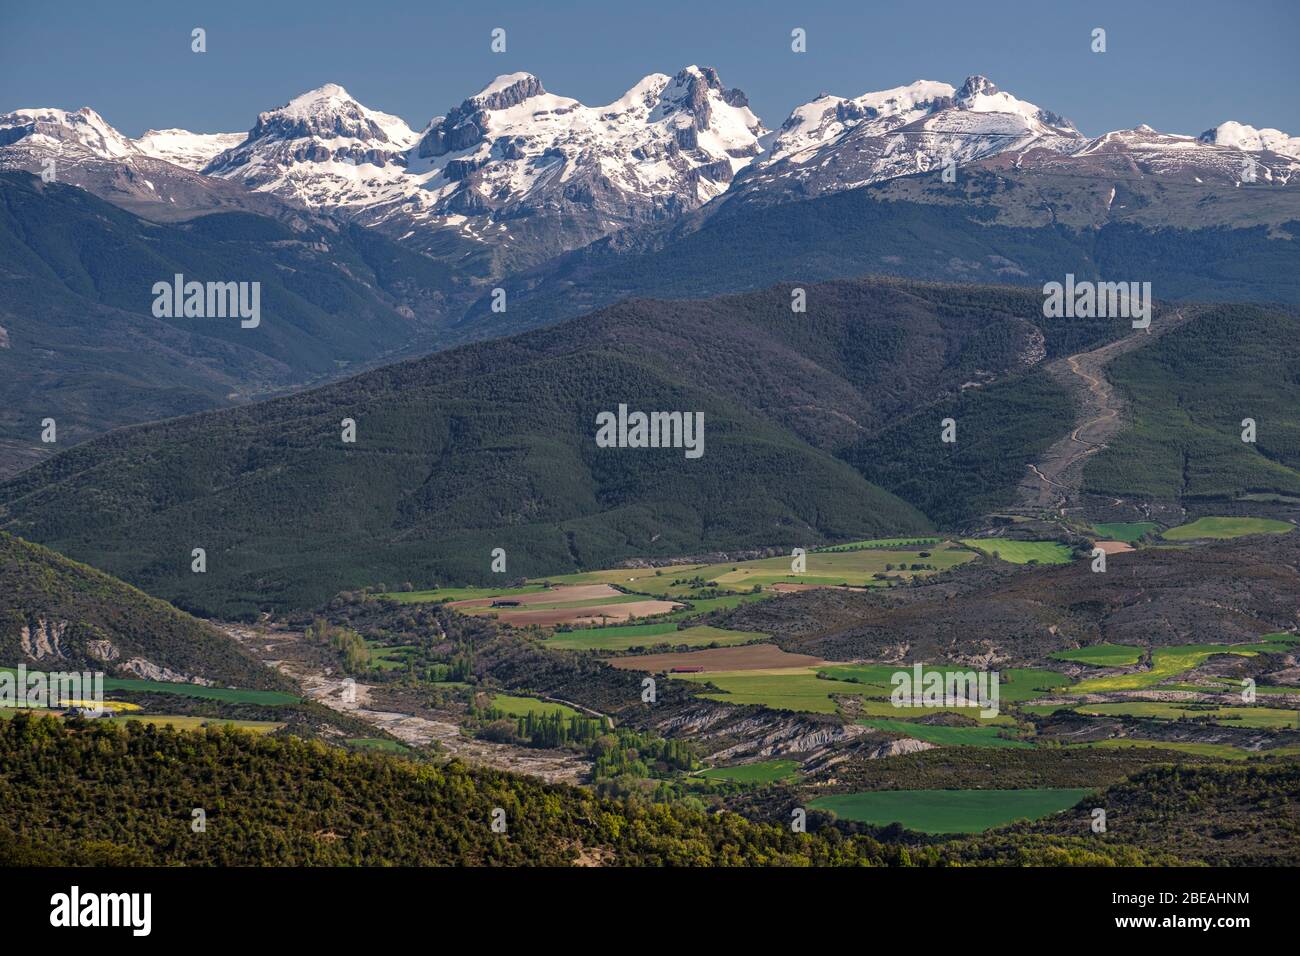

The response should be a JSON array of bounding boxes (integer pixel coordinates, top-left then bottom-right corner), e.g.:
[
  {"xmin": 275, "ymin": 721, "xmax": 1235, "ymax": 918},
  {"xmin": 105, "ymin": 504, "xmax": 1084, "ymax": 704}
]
[{"xmin": 9, "ymin": 67, "xmax": 1298, "ymax": 158}]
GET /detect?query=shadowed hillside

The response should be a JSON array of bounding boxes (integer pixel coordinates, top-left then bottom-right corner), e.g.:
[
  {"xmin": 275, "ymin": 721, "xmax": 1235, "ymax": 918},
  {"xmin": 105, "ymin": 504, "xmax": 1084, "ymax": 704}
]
[
  {"xmin": 0, "ymin": 532, "xmax": 289, "ymax": 689},
  {"xmin": 2, "ymin": 278, "xmax": 1127, "ymax": 616}
]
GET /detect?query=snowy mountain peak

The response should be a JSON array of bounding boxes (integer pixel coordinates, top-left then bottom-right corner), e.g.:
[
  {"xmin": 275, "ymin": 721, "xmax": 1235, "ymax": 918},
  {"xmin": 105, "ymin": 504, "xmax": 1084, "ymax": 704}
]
[
  {"xmin": 195, "ymin": 67, "xmax": 764, "ymax": 265},
  {"xmin": 956, "ymin": 74, "xmax": 999, "ymax": 100},
  {"xmin": 467, "ymin": 73, "xmax": 546, "ymax": 110},
  {"xmin": 240, "ymin": 84, "xmax": 416, "ymax": 148},
  {"xmin": 1199, "ymin": 121, "xmax": 1300, "ymax": 160},
  {"xmin": 288, "ymin": 82, "xmax": 352, "ymax": 106},
  {"xmin": 951, "ymin": 75, "xmax": 1077, "ymax": 132},
  {"xmin": 0, "ymin": 106, "xmax": 136, "ymax": 160},
  {"xmin": 765, "ymin": 79, "xmax": 954, "ymax": 163},
  {"xmin": 202, "ymin": 84, "xmax": 418, "ymax": 210},
  {"xmin": 735, "ymin": 75, "xmax": 1083, "ymax": 205},
  {"xmin": 378, "ymin": 65, "xmax": 766, "ymax": 265},
  {"xmin": 134, "ymin": 129, "xmax": 247, "ymax": 170}
]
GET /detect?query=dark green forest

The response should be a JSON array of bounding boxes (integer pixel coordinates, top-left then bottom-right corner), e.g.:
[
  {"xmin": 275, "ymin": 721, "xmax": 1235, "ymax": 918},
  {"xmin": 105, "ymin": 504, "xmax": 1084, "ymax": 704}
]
[
  {"xmin": 0, "ymin": 172, "xmax": 454, "ymax": 473},
  {"xmin": 463, "ymin": 180, "xmax": 1300, "ymax": 337},
  {"xmin": 1085, "ymin": 303, "xmax": 1300, "ymax": 500},
  {"xmin": 0, "ymin": 714, "xmax": 1188, "ymax": 866},
  {"xmin": 2, "ymin": 278, "xmax": 1125, "ymax": 616}
]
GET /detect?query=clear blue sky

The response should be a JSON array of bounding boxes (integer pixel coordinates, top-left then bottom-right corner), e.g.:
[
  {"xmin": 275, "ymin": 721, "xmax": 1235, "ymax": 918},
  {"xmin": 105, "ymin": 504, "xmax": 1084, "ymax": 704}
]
[{"xmin": 2, "ymin": 0, "xmax": 1296, "ymax": 138}]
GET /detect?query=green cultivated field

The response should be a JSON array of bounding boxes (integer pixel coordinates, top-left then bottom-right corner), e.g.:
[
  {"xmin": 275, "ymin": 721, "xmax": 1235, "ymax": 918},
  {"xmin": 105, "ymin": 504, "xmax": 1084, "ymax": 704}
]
[
  {"xmin": 1162, "ymin": 517, "xmax": 1294, "ymax": 541},
  {"xmin": 346, "ymin": 737, "xmax": 412, "ymax": 753},
  {"xmin": 489, "ymin": 694, "xmax": 582, "ymax": 719},
  {"xmin": 110, "ymin": 715, "xmax": 284, "ymax": 734},
  {"xmin": 1050, "ymin": 645, "xmax": 1143, "ymax": 667},
  {"xmin": 705, "ymin": 545, "xmax": 974, "ymax": 588},
  {"xmin": 534, "ymin": 543, "xmax": 973, "ymax": 595},
  {"xmin": 697, "ymin": 759, "xmax": 799, "ymax": 784},
  {"xmin": 552, "ymin": 622, "xmax": 679, "ymax": 639},
  {"xmin": 1076, "ymin": 702, "xmax": 1300, "ymax": 730},
  {"xmin": 1071, "ymin": 643, "xmax": 1285, "ymax": 693},
  {"xmin": 1076, "ymin": 739, "xmax": 1294, "ymax": 760},
  {"xmin": 665, "ymin": 593, "xmax": 773, "ymax": 617},
  {"xmin": 819, "ymin": 665, "xmax": 1070, "ymax": 702},
  {"xmin": 857, "ymin": 718, "xmax": 1033, "ymax": 749},
  {"xmin": 366, "ymin": 642, "xmax": 416, "ymax": 671},
  {"xmin": 679, "ymin": 667, "xmax": 1017, "ymax": 720},
  {"xmin": 0, "ymin": 670, "xmax": 299, "ymax": 707},
  {"xmin": 854, "ymin": 698, "xmax": 1017, "ymax": 724},
  {"xmin": 1091, "ymin": 522, "xmax": 1159, "ymax": 542},
  {"xmin": 959, "ymin": 539, "xmax": 1073, "ymax": 564},
  {"xmin": 380, "ymin": 584, "xmax": 550, "ymax": 603},
  {"xmin": 810, "ymin": 788, "xmax": 1091, "ymax": 834},
  {"xmin": 546, "ymin": 624, "xmax": 766, "ymax": 652}
]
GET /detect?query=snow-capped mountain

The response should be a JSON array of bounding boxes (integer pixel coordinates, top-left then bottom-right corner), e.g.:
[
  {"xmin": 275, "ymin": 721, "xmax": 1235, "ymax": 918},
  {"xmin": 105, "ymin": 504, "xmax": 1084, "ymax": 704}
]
[
  {"xmin": 730, "ymin": 75, "xmax": 1084, "ymax": 204},
  {"xmin": 0, "ymin": 107, "xmax": 282, "ymax": 218},
  {"xmin": 397, "ymin": 68, "xmax": 762, "ymax": 236},
  {"xmin": 1061, "ymin": 123, "xmax": 1300, "ymax": 185},
  {"xmin": 1199, "ymin": 121, "xmax": 1300, "ymax": 161},
  {"xmin": 200, "ymin": 68, "xmax": 764, "ymax": 268},
  {"xmin": 720, "ymin": 74, "xmax": 1300, "ymax": 220},
  {"xmin": 0, "ymin": 106, "xmax": 138, "ymax": 161},
  {"xmin": 3, "ymin": 72, "xmax": 1297, "ymax": 265},
  {"xmin": 203, "ymin": 83, "xmax": 417, "ymax": 211},
  {"xmin": 134, "ymin": 129, "xmax": 247, "ymax": 170}
]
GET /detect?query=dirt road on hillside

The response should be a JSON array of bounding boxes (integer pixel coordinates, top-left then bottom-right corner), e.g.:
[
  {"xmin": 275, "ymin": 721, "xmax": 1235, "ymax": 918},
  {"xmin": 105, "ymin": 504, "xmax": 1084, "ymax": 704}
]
[{"xmin": 1014, "ymin": 309, "xmax": 1197, "ymax": 515}]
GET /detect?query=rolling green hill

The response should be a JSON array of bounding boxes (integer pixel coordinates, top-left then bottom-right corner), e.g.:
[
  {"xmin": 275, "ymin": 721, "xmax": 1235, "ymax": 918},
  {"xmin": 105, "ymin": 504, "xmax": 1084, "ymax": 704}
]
[
  {"xmin": 0, "ymin": 277, "xmax": 1135, "ymax": 616},
  {"xmin": 0, "ymin": 531, "xmax": 288, "ymax": 690},
  {"xmin": 1084, "ymin": 303, "xmax": 1300, "ymax": 501}
]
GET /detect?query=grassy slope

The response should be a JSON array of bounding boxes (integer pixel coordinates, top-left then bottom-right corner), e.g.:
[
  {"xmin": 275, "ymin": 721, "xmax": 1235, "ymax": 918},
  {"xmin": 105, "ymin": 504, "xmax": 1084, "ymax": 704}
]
[{"xmin": 1162, "ymin": 516, "xmax": 1294, "ymax": 540}]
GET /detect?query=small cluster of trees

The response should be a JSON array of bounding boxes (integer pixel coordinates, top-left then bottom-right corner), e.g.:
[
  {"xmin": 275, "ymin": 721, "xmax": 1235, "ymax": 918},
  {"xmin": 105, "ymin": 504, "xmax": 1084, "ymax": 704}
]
[{"xmin": 304, "ymin": 618, "xmax": 369, "ymax": 672}]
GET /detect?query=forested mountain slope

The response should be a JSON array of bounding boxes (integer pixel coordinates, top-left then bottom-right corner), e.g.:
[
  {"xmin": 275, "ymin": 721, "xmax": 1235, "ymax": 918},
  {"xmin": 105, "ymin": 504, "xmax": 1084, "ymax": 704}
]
[
  {"xmin": 0, "ymin": 715, "xmax": 1180, "ymax": 866},
  {"xmin": 1084, "ymin": 303, "xmax": 1300, "ymax": 501},
  {"xmin": 462, "ymin": 176, "xmax": 1300, "ymax": 339},
  {"xmin": 0, "ymin": 172, "xmax": 455, "ymax": 476},
  {"xmin": 0, "ymin": 278, "xmax": 1124, "ymax": 616}
]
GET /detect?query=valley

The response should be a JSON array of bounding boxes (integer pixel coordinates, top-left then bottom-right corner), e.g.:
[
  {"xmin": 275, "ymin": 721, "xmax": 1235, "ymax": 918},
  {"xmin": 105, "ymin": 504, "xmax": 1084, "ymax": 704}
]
[{"xmin": 2, "ymin": 7, "xmax": 1298, "ymax": 883}]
